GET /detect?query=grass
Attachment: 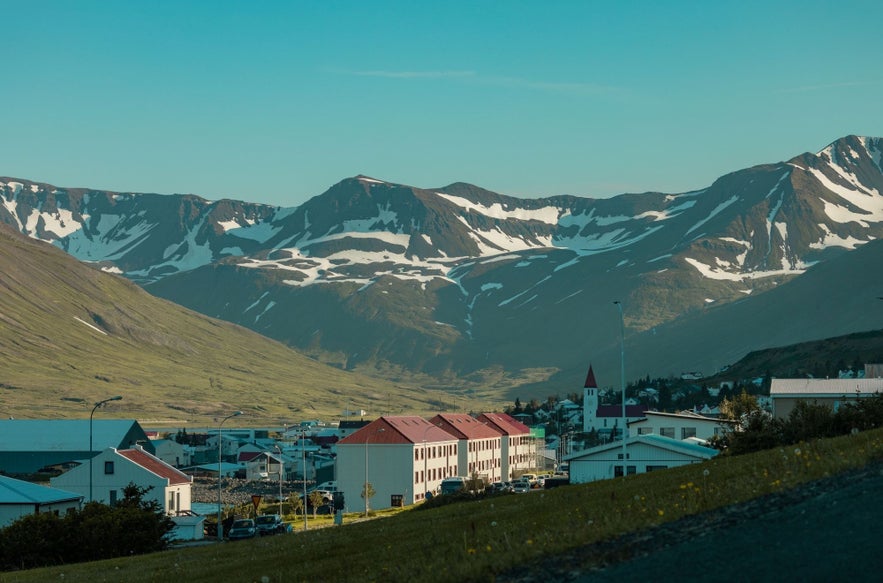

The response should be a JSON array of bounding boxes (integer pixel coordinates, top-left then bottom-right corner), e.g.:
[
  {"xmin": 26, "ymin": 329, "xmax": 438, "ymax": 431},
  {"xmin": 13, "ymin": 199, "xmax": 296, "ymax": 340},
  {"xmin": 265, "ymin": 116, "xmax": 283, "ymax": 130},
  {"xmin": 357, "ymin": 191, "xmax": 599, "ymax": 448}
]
[
  {"xmin": 0, "ymin": 227, "xmax": 505, "ymax": 423},
  {"xmin": 4, "ymin": 427, "xmax": 883, "ymax": 582}
]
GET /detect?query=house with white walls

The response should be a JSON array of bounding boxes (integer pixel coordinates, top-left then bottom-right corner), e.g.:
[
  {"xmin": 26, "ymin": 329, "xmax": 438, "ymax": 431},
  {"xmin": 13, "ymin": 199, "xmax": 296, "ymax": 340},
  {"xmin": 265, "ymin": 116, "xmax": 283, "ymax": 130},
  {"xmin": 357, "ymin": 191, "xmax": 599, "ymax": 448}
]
[
  {"xmin": 336, "ymin": 416, "xmax": 459, "ymax": 511},
  {"xmin": 0, "ymin": 475, "xmax": 83, "ymax": 528},
  {"xmin": 477, "ymin": 412, "xmax": 533, "ymax": 480},
  {"xmin": 51, "ymin": 445, "xmax": 192, "ymax": 515},
  {"xmin": 430, "ymin": 414, "xmax": 503, "ymax": 490},
  {"xmin": 770, "ymin": 378, "xmax": 883, "ymax": 418},
  {"xmin": 564, "ymin": 434, "xmax": 718, "ymax": 483},
  {"xmin": 628, "ymin": 410, "xmax": 737, "ymax": 442}
]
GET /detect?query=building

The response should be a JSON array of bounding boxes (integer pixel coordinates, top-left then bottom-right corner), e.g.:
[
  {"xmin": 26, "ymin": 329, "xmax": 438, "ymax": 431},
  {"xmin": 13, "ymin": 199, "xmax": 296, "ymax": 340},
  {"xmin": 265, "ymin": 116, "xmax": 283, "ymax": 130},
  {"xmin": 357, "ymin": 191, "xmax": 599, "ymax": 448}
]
[
  {"xmin": 770, "ymin": 378, "xmax": 883, "ymax": 418},
  {"xmin": 51, "ymin": 445, "xmax": 192, "ymax": 515},
  {"xmin": 0, "ymin": 475, "xmax": 83, "ymax": 528},
  {"xmin": 629, "ymin": 410, "xmax": 737, "ymax": 442},
  {"xmin": 582, "ymin": 365, "xmax": 648, "ymax": 438},
  {"xmin": 477, "ymin": 412, "xmax": 533, "ymax": 480},
  {"xmin": 564, "ymin": 434, "xmax": 718, "ymax": 483},
  {"xmin": 336, "ymin": 416, "xmax": 458, "ymax": 511},
  {"xmin": 430, "ymin": 414, "xmax": 503, "ymax": 487},
  {"xmin": 151, "ymin": 438, "xmax": 190, "ymax": 468},
  {"xmin": 0, "ymin": 419, "xmax": 154, "ymax": 475}
]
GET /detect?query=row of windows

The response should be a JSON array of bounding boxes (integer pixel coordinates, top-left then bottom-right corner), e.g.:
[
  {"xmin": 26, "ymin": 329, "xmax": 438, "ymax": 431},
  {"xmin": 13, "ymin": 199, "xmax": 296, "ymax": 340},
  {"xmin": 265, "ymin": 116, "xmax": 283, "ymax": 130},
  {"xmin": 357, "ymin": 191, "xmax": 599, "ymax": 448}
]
[
  {"xmin": 415, "ymin": 466, "xmax": 456, "ymax": 484},
  {"xmin": 468, "ymin": 439, "xmax": 501, "ymax": 452},
  {"xmin": 415, "ymin": 444, "xmax": 457, "ymax": 461}
]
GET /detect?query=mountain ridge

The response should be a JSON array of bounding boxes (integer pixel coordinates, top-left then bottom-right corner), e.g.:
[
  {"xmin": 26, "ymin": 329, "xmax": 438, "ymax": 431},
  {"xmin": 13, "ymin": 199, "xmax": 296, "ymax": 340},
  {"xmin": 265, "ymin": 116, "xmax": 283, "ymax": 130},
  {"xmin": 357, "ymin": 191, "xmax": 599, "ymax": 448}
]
[{"xmin": 2, "ymin": 135, "xmax": 882, "ymax": 396}]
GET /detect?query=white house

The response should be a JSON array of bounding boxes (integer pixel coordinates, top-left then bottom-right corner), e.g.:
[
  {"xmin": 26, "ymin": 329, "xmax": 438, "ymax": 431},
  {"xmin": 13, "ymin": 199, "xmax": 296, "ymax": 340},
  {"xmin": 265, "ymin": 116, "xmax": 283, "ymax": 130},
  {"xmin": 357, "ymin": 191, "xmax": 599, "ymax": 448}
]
[
  {"xmin": 770, "ymin": 378, "xmax": 883, "ymax": 418},
  {"xmin": 51, "ymin": 445, "xmax": 193, "ymax": 515},
  {"xmin": 628, "ymin": 410, "xmax": 736, "ymax": 442},
  {"xmin": 477, "ymin": 412, "xmax": 533, "ymax": 480},
  {"xmin": 151, "ymin": 439, "xmax": 190, "ymax": 468},
  {"xmin": 430, "ymin": 413, "xmax": 503, "ymax": 489},
  {"xmin": 336, "ymin": 416, "xmax": 459, "ymax": 511},
  {"xmin": 0, "ymin": 475, "xmax": 83, "ymax": 528},
  {"xmin": 564, "ymin": 434, "xmax": 718, "ymax": 483}
]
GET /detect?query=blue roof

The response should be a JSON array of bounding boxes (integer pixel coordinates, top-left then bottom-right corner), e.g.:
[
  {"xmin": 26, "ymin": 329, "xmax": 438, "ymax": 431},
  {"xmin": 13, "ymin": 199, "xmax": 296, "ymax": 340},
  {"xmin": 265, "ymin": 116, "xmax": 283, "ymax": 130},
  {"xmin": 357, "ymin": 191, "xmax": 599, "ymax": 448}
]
[
  {"xmin": 0, "ymin": 475, "xmax": 82, "ymax": 505},
  {"xmin": 0, "ymin": 420, "xmax": 146, "ymax": 452}
]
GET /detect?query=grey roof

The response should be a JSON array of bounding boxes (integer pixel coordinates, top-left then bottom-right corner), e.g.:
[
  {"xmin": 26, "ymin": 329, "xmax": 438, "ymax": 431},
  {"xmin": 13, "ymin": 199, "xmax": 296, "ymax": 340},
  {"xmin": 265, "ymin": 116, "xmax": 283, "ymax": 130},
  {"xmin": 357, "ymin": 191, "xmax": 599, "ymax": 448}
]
[
  {"xmin": 0, "ymin": 419, "xmax": 147, "ymax": 452},
  {"xmin": 0, "ymin": 475, "xmax": 82, "ymax": 505},
  {"xmin": 563, "ymin": 433, "xmax": 718, "ymax": 462},
  {"xmin": 770, "ymin": 378, "xmax": 883, "ymax": 396}
]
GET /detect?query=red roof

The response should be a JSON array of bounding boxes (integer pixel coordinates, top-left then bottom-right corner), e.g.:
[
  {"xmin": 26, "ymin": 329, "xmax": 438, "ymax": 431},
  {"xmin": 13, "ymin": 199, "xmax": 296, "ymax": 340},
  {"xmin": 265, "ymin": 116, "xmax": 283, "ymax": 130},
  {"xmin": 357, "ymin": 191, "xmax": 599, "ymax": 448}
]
[
  {"xmin": 596, "ymin": 405, "xmax": 648, "ymax": 418},
  {"xmin": 338, "ymin": 416, "xmax": 456, "ymax": 446},
  {"xmin": 118, "ymin": 448, "xmax": 191, "ymax": 485},
  {"xmin": 238, "ymin": 451, "xmax": 262, "ymax": 462},
  {"xmin": 430, "ymin": 414, "xmax": 503, "ymax": 439},
  {"xmin": 477, "ymin": 412, "xmax": 530, "ymax": 436},
  {"xmin": 584, "ymin": 365, "xmax": 598, "ymax": 389}
]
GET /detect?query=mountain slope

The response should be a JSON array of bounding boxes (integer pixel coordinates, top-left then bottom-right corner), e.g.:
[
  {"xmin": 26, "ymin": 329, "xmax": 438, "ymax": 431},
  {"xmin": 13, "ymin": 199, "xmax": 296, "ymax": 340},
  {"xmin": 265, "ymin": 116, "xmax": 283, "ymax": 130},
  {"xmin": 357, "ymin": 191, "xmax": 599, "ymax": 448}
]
[
  {"xmin": 2, "ymin": 135, "xmax": 882, "ymax": 395},
  {"xmin": 0, "ymin": 225, "xmax": 467, "ymax": 421}
]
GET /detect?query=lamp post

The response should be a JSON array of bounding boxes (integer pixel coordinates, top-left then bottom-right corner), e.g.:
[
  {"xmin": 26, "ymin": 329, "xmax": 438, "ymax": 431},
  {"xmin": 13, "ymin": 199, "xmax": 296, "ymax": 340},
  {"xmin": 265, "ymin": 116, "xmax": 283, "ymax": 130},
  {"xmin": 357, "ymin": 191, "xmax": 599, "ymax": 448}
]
[
  {"xmin": 614, "ymin": 301, "xmax": 627, "ymax": 476},
  {"xmin": 274, "ymin": 445, "xmax": 284, "ymax": 516},
  {"xmin": 217, "ymin": 411, "xmax": 242, "ymax": 541},
  {"xmin": 364, "ymin": 427, "xmax": 384, "ymax": 517},
  {"xmin": 89, "ymin": 395, "xmax": 122, "ymax": 503},
  {"xmin": 296, "ymin": 430, "xmax": 308, "ymax": 532}
]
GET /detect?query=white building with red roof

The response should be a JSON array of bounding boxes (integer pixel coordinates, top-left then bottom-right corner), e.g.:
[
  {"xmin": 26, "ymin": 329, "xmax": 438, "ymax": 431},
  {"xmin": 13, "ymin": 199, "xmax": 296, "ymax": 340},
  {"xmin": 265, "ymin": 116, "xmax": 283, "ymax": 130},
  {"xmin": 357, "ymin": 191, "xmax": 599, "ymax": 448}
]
[
  {"xmin": 336, "ymin": 416, "xmax": 459, "ymax": 511},
  {"xmin": 582, "ymin": 364, "xmax": 648, "ymax": 438},
  {"xmin": 51, "ymin": 445, "xmax": 193, "ymax": 515},
  {"xmin": 476, "ymin": 412, "xmax": 533, "ymax": 481},
  {"xmin": 430, "ymin": 413, "xmax": 503, "ymax": 486}
]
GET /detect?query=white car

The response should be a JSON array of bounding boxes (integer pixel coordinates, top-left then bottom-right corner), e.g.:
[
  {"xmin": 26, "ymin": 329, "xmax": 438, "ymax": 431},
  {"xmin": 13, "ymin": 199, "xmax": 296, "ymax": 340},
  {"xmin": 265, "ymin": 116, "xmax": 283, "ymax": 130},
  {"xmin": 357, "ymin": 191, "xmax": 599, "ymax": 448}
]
[{"xmin": 513, "ymin": 481, "xmax": 531, "ymax": 494}]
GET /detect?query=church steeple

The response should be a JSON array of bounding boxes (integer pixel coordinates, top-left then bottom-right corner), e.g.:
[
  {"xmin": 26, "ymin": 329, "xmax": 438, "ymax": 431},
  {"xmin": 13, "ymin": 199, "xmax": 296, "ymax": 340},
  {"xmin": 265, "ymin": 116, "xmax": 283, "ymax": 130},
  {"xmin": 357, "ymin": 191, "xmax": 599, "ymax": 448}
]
[{"xmin": 583, "ymin": 364, "xmax": 599, "ymax": 433}]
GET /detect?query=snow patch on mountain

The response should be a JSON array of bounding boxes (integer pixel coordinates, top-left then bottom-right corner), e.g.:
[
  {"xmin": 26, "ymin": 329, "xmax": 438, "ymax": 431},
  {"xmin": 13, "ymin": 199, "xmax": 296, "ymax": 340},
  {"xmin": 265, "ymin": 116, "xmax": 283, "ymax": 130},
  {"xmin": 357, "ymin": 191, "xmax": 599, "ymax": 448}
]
[
  {"xmin": 809, "ymin": 225, "xmax": 867, "ymax": 250},
  {"xmin": 436, "ymin": 192, "xmax": 560, "ymax": 224},
  {"xmin": 686, "ymin": 195, "xmax": 739, "ymax": 235},
  {"xmin": 684, "ymin": 257, "xmax": 805, "ymax": 281}
]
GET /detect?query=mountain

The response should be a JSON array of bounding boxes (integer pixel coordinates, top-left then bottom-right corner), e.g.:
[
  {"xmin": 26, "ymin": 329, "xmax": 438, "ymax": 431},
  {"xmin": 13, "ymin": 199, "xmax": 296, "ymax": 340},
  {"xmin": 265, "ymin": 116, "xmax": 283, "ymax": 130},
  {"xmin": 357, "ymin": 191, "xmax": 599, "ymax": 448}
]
[
  {"xmin": 0, "ymin": 225, "xmax": 460, "ymax": 421},
  {"xmin": 2, "ymin": 135, "xmax": 882, "ymax": 398}
]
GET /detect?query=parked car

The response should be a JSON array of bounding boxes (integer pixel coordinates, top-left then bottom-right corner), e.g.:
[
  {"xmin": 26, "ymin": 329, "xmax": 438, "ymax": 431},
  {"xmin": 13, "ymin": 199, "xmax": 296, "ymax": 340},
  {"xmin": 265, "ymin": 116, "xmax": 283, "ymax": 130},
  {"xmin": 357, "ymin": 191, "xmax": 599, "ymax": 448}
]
[
  {"xmin": 255, "ymin": 514, "xmax": 285, "ymax": 536},
  {"xmin": 440, "ymin": 476, "xmax": 466, "ymax": 495},
  {"xmin": 513, "ymin": 481, "xmax": 531, "ymax": 494},
  {"xmin": 227, "ymin": 518, "xmax": 256, "ymax": 540},
  {"xmin": 314, "ymin": 481, "xmax": 338, "ymax": 492},
  {"xmin": 519, "ymin": 474, "xmax": 538, "ymax": 487}
]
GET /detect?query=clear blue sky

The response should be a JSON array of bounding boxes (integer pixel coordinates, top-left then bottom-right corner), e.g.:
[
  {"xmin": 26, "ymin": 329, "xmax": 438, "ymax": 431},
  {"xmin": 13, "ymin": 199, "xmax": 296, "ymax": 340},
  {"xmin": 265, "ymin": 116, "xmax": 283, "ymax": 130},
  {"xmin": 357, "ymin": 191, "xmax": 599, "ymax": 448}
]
[{"xmin": 2, "ymin": 1, "xmax": 881, "ymax": 207}]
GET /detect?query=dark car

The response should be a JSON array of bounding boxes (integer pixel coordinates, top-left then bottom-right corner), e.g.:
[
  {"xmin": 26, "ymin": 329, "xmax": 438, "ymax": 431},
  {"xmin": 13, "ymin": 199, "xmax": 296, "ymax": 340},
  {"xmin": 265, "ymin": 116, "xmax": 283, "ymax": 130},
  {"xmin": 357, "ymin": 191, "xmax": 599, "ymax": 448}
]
[
  {"xmin": 227, "ymin": 518, "xmax": 256, "ymax": 540},
  {"xmin": 255, "ymin": 514, "xmax": 285, "ymax": 536}
]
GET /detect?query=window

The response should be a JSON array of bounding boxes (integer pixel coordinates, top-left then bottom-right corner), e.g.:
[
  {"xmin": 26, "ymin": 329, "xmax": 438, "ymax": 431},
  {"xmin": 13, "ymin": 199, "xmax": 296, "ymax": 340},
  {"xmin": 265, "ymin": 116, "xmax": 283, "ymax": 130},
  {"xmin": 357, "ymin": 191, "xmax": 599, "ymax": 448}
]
[
  {"xmin": 646, "ymin": 465, "xmax": 668, "ymax": 472},
  {"xmin": 637, "ymin": 427, "xmax": 652, "ymax": 435},
  {"xmin": 660, "ymin": 427, "xmax": 675, "ymax": 438},
  {"xmin": 104, "ymin": 461, "xmax": 114, "ymax": 474},
  {"xmin": 682, "ymin": 427, "xmax": 697, "ymax": 439},
  {"xmin": 109, "ymin": 490, "xmax": 117, "ymax": 505},
  {"xmin": 627, "ymin": 466, "xmax": 637, "ymax": 476},
  {"xmin": 614, "ymin": 465, "xmax": 623, "ymax": 477}
]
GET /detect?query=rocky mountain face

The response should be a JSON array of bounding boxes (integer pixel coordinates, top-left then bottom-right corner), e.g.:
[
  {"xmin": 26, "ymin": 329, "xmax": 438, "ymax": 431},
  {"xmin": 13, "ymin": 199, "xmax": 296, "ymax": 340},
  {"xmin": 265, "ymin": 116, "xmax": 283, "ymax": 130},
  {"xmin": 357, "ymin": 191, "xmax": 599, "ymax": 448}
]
[{"xmin": 2, "ymin": 135, "xmax": 882, "ymax": 394}]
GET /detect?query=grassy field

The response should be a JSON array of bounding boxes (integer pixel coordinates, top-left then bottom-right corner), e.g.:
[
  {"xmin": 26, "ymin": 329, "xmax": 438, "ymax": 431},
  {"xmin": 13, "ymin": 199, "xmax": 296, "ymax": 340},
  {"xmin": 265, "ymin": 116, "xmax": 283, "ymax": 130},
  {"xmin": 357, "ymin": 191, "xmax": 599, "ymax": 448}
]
[{"xmin": 4, "ymin": 427, "xmax": 882, "ymax": 583}]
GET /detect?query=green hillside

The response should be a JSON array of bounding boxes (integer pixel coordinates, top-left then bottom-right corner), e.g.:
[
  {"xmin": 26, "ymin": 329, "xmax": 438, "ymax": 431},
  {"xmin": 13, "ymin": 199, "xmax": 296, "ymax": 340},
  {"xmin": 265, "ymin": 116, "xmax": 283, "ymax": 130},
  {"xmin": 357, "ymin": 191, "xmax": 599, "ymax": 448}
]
[{"xmin": 0, "ymin": 226, "xmax": 494, "ymax": 424}]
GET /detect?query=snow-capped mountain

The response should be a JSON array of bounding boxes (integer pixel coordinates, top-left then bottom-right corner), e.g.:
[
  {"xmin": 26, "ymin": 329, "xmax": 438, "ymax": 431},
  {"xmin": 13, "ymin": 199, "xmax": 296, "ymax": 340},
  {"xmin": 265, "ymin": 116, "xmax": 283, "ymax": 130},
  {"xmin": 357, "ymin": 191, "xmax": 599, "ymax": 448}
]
[{"xmin": 2, "ymin": 135, "xmax": 882, "ymax": 390}]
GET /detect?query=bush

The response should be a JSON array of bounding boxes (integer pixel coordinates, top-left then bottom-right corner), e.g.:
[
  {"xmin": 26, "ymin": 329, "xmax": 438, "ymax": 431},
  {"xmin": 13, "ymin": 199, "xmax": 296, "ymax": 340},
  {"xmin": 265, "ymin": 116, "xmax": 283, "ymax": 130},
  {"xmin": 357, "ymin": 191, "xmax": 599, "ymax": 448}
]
[{"xmin": 0, "ymin": 483, "xmax": 174, "ymax": 572}]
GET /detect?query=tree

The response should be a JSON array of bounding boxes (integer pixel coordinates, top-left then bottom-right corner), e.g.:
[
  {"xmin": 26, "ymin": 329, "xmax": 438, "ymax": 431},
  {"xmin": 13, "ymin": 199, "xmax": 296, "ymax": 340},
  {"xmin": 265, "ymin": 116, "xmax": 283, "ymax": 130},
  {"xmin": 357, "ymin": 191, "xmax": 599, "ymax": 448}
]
[
  {"xmin": 289, "ymin": 492, "xmax": 304, "ymax": 516},
  {"xmin": 308, "ymin": 490, "xmax": 326, "ymax": 518},
  {"xmin": 719, "ymin": 390, "xmax": 761, "ymax": 424},
  {"xmin": 361, "ymin": 482, "xmax": 376, "ymax": 514}
]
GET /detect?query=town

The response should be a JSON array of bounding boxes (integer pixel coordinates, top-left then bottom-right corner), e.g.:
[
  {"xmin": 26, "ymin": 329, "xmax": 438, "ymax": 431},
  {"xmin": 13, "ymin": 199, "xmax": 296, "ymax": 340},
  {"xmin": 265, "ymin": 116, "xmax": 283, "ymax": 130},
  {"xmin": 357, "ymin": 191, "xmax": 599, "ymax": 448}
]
[{"xmin": 3, "ymin": 364, "xmax": 881, "ymax": 545}]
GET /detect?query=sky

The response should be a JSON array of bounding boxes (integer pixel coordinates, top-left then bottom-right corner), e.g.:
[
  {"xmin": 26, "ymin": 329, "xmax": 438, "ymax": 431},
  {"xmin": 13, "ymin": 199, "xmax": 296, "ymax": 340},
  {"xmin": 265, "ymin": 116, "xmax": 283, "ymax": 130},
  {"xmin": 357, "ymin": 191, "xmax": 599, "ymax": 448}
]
[{"xmin": 2, "ymin": 1, "xmax": 881, "ymax": 208}]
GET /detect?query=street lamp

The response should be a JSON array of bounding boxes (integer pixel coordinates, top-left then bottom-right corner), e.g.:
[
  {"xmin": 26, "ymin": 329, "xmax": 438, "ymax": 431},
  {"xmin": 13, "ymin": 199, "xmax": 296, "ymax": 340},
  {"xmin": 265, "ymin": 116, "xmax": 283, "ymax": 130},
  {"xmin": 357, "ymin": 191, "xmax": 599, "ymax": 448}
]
[
  {"xmin": 217, "ymin": 411, "xmax": 242, "ymax": 541},
  {"xmin": 364, "ymin": 427, "xmax": 384, "ymax": 517},
  {"xmin": 614, "ymin": 301, "xmax": 627, "ymax": 476},
  {"xmin": 293, "ymin": 430, "xmax": 308, "ymax": 532},
  {"xmin": 89, "ymin": 395, "xmax": 122, "ymax": 503},
  {"xmin": 273, "ymin": 445, "xmax": 284, "ymax": 516}
]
